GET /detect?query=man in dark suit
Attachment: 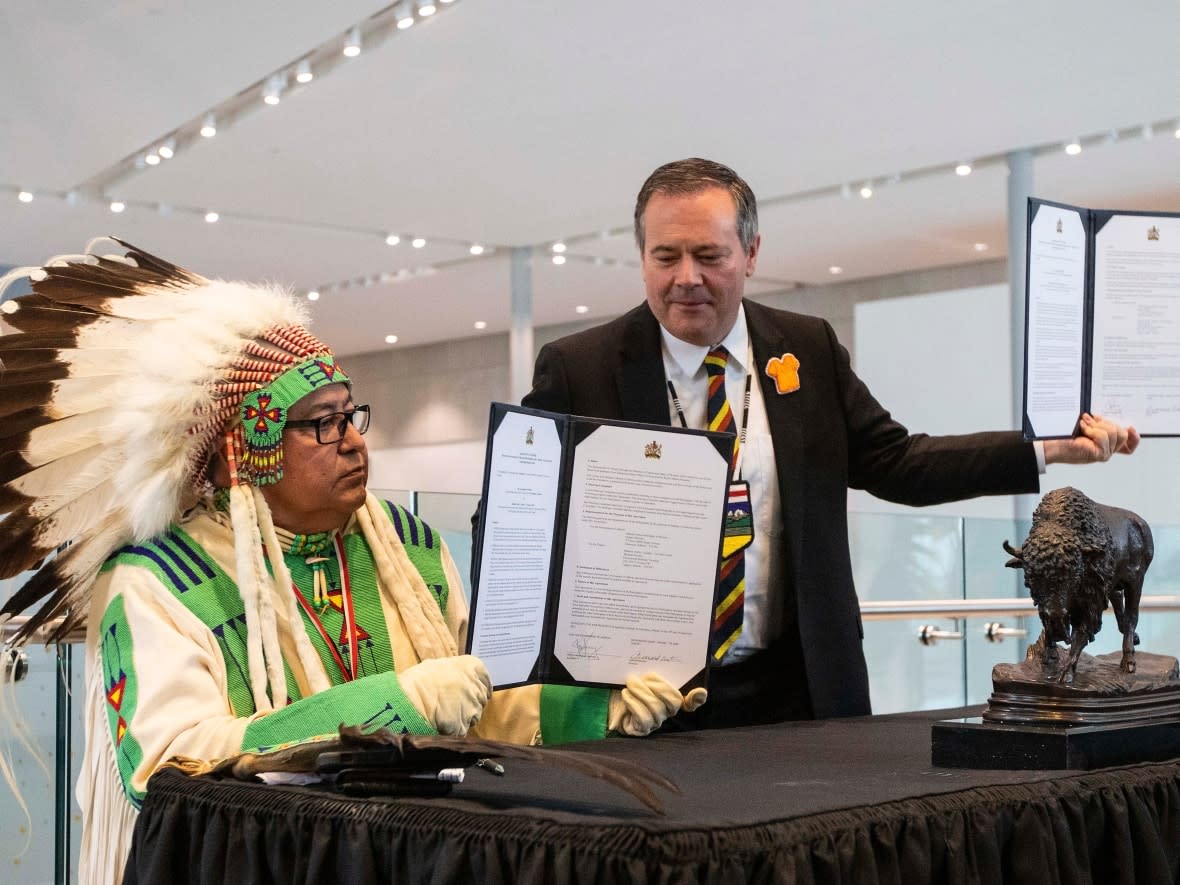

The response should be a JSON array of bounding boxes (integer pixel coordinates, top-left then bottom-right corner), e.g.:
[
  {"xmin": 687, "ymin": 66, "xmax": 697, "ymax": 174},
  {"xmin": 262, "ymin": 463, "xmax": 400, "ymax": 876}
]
[{"xmin": 520, "ymin": 158, "xmax": 1138, "ymax": 727}]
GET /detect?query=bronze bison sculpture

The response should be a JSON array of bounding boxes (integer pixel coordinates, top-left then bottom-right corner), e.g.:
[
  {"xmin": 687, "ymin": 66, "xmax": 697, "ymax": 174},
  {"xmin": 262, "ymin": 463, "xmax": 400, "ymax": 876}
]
[{"xmin": 1003, "ymin": 487, "xmax": 1152, "ymax": 683}]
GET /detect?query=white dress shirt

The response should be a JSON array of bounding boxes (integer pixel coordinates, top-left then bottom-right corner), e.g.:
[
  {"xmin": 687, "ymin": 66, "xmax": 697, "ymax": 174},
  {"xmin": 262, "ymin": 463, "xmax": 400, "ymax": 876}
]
[{"xmin": 659, "ymin": 305, "xmax": 784, "ymax": 664}]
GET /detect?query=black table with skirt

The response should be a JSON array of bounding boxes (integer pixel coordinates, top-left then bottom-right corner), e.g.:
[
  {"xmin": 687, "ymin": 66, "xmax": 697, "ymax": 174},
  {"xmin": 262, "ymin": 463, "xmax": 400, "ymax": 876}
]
[{"xmin": 123, "ymin": 706, "xmax": 1180, "ymax": 884}]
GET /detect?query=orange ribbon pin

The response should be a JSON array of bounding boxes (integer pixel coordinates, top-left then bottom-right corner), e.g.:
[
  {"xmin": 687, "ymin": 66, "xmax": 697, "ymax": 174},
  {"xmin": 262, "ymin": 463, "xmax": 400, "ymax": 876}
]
[{"xmin": 765, "ymin": 353, "xmax": 801, "ymax": 394}]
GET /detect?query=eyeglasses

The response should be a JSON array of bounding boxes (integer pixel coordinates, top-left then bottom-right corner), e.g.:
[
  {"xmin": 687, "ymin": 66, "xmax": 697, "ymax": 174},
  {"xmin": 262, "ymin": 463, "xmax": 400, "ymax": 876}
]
[{"xmin": 284, "ymin": 404, "xmax": 371, "ymax": 445}]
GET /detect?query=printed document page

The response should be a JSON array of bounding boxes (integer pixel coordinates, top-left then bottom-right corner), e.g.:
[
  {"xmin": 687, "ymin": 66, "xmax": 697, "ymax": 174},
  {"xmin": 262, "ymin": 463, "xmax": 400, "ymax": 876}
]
[
  {"xmin": 471, "ymin": 411, "xmax": 562, "ymax": 686},
  {"xmin": 552, "ymin": 425, "xmax": 726, "ymax": 687},
  {"xmin": 1025, "ymin": 203, "xmax": 1087, "ymax": 437},
  {"xmin": 1091, "ymin": 214, "xmax": 1180, "ymax": 434}
]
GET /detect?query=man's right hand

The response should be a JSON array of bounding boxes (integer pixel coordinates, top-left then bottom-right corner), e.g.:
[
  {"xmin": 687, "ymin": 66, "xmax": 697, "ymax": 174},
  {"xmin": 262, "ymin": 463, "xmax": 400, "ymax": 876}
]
[{"xmin": 399, "ymin": 655, "xmax": 492, "ymax": 736}]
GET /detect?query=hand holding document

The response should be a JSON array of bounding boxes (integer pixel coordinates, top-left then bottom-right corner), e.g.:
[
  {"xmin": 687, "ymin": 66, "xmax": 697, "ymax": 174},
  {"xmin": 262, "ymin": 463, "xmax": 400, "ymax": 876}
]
[
  {"xmin": 1023, "ymin": 198, "xmax": 1180, "ymax": 439},
  {"xmin": 468, "ymin": 404, "xmax": 735, "ymax": 695}
]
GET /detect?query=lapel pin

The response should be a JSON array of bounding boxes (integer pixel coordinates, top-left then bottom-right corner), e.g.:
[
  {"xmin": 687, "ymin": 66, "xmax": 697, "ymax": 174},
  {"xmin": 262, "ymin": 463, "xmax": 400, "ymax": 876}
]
[{"xmin": 765, "ymin": 353, "xmax": 801, "ymax": 395}]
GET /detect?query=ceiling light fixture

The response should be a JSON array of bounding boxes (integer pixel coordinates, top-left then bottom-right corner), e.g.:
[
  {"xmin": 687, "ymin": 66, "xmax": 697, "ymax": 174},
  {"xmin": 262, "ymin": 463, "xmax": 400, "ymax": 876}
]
[
  {"xmin": 828, "ymin": 266, "xmax": 843, "ymax": 275},
  {"xmin": 343, "ymin": 27, "xmax": 362, "ymax": 57},
  {"xmin": 575, "ymin": 305, "xmax": 589, "ymax": 314},
  {"xmin": 474, "ymin": 320, "xmax": 487, "ymax": 330},
  {"xmin": 954, "ymin": 162, "xmax": 972, "ymax": 176},
  {"xmin": 385, "ymin": 234, "xmax": 401, "ymax": 246},
  {"xmin": 395, "ymin": 1, "xmax": 416, "ymax": 28},
  {"xmin": 411, "ymin": 237, "xmax": 426, "ymax": 248},
  {"xmin": 384, "ymin": 334, "xmax": 399, "ymax": 344},
  {"xmin": 307, "ymin": 290, "xmax": 320, "ymax": 301},
  {"xmin": 552, "ymin": 255, "xmax": 566, "ymax": 266},
  {"xmin": 859, "ymin": 184, "xmax": 873, "ymax": 199},
  {"xmin": 200, "ymin": 114, "xmax": 217, "ymax": 138},
  {"xmin": 416, "ymin": 0, "xmax": 438, "ymax": 15},
  {"xmin": 144, "ymin": 152, "xmax": 161, "ymax": 166},
  {"xmin": 551, "ymin": 242, "xmax": 567, "ymax": 253},
  {"xmin": 17, "ymin": 190, "xmax": 33, "ymax": 203},
  {"xmin": 469, "ymin": 244, "xmax": 485, "ymax": 255},
  {"xmin": 204, "ymin": 211, "xmax": 219, "ymax": 224},
  {"xmin": 1064, "ymin": 138, "xmax": 1082, "ymax": 156},
  {"xmin": 262, "ymin": 75, "xmax": 284, "ymax": 105},
  {"xmin": 295, "ymin": 60, "xmax": 314, "ymax": 84},
  {"xmin": 110, "ymin": 201, "xmax": 126, "ymax": 213},
  {"xmin": 157, "ymin": 139, "xmax": 176, "ymax": 160},
  {"xmin": 1141, "ymin": 123, "xmax": 1154, "ymax": 141},
  {"xmin": 973, "ymin": 242, "xmax": 989, "ymax": 252}
]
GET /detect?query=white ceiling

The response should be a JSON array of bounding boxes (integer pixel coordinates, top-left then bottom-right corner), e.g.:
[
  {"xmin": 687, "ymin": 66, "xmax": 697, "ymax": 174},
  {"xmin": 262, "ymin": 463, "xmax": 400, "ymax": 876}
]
[{"xmin": 2, "ymin": 0, "xmax": 1178, "ymax": 355}]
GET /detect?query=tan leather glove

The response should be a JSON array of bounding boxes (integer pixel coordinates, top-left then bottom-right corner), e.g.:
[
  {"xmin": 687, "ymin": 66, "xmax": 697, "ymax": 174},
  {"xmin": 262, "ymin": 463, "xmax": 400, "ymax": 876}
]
[
  {"xmin": 607, "ymin": 672, "xmax": 708, "ymax": 737},
  {"xmin": 398, "ymin": 655, "xmax": 492, "ymax": 736}
]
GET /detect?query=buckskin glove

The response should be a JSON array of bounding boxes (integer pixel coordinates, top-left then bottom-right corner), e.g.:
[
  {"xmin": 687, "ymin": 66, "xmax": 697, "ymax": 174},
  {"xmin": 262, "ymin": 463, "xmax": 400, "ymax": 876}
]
[
  {"xmin": 399, "ymin": 655, "xmax": 493, "ymax": 735},
  {"xmin": 607, "ymin": 672, "xmax": 708, "ymax": 737}
]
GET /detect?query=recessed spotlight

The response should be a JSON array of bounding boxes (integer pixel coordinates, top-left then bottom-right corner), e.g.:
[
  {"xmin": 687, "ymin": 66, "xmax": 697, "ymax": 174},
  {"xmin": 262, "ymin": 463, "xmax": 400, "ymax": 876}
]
[
  {"xmin": 384, "ymin": 334, "xmax": 399, "ymax": 344},
  {"xmin": 417, "ymin": 0, "xmax": 437, "ymax": 15},
  {"xmin": 395, "ymin": 0, "xmax": 415, "ymax": 27},
  {"xmin": 144, "ymin": 152, "xmax": 161, "ymax": 166},
  {"xmin": 204, "ymin": 211, "xmax": 219, "ymax": 223},
  {"xmin": 17, "ymin": 191, "xmax": 33, "ymax": 203},
  {"xmin": 973, "ymin": 242, "xmax": 989, "ymax": 252},
  {"xmin": 469, "ymin": 244, "xmax": 485, "ymax": 255},
  {"xmin": 200, "ymin": 114, "xmax": 217, "ymax": 138},
  {"xmin": 1064, "ymin": 138, "xmax": 1082, "ymax": 156},
  {"xmin": 295, "ymin": 60, "xmax": 314, "ymax": 84},
  {"xmin": 158, "ymin": 139, "xmax": 176, "ymax": 160},
  {"xmin": 955, "ymin": 163, "xmax": 972, "ymax": 176},
  {"xmin": 110, "ymin": 201, "xmax": 126, "ymax": 213},
  {"xmin": 343, "ymin": 27, "xmax": 362, "ymax": 57},
  {"xmin": 828, "ymin": 266, "xmax": 843, "ymax": 275},
  {"xmin": 859, "ymin": 185, "xmax": 873, "ymax": 199},
  {"xmin": 385, "ymin": 234, "xmax": 401, "ymax": 246},
  {"xmin": 552, "ymin": 255, "xmax": 567, "ymax": 266},
  {"xmin": 474, "ymin": 320, "xmax": 488, "ymax": 330},
  {"xmin": 575, "ymin": 305, "xmax": 589, "ymax": 314},
  {"xmin": 307, "ymin": 290, "xmax": 320, "ymax": 301},
  {"xmin": 551, "ymin": 242, "xmax": 567, "ymax": 253},
  {"xmin": 411, "ymin": 237, "xmax": 426, "ymax": 248}
]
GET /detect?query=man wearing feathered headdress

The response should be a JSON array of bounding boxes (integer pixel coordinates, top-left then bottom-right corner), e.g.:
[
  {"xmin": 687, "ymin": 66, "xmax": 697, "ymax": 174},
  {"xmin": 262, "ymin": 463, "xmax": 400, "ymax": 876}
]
[{"xmin": 0, "ymin": 240, "xmax": 699, "ymax": 883}]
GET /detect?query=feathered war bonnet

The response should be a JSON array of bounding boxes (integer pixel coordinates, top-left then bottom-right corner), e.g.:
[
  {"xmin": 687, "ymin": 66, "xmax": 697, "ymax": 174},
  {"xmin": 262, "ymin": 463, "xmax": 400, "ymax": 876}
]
[{"xmin": 0, "ymin": 238, "xmax": 347, "ymax": 710}]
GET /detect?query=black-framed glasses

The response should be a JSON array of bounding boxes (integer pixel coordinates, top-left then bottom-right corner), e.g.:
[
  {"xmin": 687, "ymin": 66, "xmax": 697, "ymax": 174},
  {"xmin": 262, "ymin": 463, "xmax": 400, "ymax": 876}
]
[{"xmin": 284, "ymin": 404, "xmax": 371, "ymax": 444}]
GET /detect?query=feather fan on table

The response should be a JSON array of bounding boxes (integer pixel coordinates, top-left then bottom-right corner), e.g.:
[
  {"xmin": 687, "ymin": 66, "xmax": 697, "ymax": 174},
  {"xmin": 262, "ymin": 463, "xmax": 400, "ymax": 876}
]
[{"xmin": 181, "ymin": 725, "xmax": 682, "ymax": 814}]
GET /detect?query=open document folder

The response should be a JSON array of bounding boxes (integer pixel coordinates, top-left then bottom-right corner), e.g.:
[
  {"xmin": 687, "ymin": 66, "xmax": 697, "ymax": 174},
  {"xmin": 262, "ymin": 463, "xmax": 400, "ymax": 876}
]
[
  {"xmin": 1023, "ymin": 198, "xmax": 1180, "ymax": 439},
  {"xmin": 468, "ymin": 403, "xmax": 735, "ymax": 694}
]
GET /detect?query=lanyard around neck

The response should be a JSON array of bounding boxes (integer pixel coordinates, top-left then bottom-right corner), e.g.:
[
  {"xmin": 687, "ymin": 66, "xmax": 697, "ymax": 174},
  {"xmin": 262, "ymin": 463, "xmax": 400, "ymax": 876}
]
[
  {"xmin": 290, "ymin": 532, "xmax": 359, "ymax": 682},
  {"xmin": 667, "ymin": 370, "xmax": 752, "ymax": 479}
]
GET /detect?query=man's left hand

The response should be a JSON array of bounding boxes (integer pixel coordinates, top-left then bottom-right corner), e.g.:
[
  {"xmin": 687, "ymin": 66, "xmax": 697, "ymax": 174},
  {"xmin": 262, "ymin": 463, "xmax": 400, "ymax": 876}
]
[{"xmin": 1044, "ymin": 413, "xmax": 1140, "ymax": 465}]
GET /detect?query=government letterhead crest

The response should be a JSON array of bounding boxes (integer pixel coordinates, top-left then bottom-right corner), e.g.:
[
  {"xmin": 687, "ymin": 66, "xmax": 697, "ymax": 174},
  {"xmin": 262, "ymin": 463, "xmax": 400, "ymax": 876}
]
[
  {"xmin": 1148, "ymin": 225, "xmax": 1160, "ymax": 241},
  {"xmin": 525, "ymin": 427, "xmax": 534, "ymax": 445},
  {"xmin": 644, "ymin": 440, "xmax": 662, "ymax": 459},
  {"xmin": 1056, "ymin": 218, "xmax": 1063, "ymax": 234}
]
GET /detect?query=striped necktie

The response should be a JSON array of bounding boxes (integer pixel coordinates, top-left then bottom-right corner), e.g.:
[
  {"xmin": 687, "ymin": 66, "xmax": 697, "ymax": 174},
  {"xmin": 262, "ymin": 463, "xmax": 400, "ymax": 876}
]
[{"xmin": 704, "ymin": 346, "xmax": 744, "ymax": 661}]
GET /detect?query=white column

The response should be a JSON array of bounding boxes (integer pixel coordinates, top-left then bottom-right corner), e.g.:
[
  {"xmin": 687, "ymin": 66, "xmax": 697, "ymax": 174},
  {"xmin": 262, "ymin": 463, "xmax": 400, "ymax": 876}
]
[
  {"xmin": 1007, "ymin": 149, "xmax": 1035, "ymax": 520},
  {"xmin": 509, "ymin": 247, "xmax": 534, "ymax": 404}
]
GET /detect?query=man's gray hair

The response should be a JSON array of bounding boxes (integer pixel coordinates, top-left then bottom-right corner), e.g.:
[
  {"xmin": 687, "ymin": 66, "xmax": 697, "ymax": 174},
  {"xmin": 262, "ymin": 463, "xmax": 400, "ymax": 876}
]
[{"xmin": 633, "ymin": 158, "xmax": 759, "ymax": 252}]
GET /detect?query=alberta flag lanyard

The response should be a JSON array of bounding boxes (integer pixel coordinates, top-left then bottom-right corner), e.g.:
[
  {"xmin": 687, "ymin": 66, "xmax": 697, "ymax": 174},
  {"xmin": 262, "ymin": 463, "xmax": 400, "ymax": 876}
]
[
  {"xmin": 289, "ymin": 533, "xmax": 360, "ymax": 682},
  {"xmin": 666, "ymin": 366, "xmax": 753, "ymax": 480}
]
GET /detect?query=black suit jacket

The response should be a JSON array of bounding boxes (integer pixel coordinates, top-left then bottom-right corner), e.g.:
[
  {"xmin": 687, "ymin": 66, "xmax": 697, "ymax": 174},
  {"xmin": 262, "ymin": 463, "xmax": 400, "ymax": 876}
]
[{"xmin": 522, "ymin": 300, "xmax": 1040, "ymax": 719}]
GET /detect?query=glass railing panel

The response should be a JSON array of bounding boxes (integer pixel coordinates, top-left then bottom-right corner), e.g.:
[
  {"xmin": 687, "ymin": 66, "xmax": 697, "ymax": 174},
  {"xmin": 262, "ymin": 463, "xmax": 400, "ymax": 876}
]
[
  {"xmin": 849, "ymin": 512, "xmax": 967, "ymax": 714},
  {"xmin": 962, "ymin": 515, "xmax": 1031, "ymax": 705},
  {"xmin": 408, "ymin": 491, "xmax": 481, "ymax": 603},
  {"xmin": 2, "ymin": 568, "xmax": 84, "ymax": 885}
]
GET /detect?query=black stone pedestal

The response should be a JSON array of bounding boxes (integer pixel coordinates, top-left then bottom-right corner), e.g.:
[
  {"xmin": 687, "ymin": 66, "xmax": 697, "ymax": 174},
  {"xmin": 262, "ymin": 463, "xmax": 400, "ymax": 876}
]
[
  {"xmin": 931, "ymin": 716, "xmax": 1180, "ymax": 770},
  {"xmin": 932, "ymin": 651, "xmax": 1180, "ymax": 770}
]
